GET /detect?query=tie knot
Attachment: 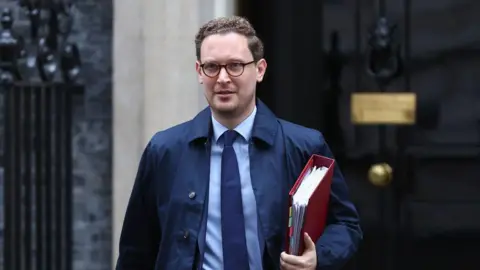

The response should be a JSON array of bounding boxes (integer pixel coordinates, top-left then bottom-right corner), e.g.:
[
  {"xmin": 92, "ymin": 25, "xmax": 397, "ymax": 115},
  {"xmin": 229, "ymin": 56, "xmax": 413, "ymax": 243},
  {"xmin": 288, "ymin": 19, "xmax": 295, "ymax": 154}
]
[{"xmin": 223, "ymin": 130, "xmax": 238, "ymax": 147}]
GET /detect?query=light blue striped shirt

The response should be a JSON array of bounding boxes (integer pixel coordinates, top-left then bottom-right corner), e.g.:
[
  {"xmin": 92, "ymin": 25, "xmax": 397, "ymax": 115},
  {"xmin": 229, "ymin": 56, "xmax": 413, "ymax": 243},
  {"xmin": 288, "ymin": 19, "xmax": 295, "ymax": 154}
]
[{"xmin": 202, "ymin": 106, "xmax": 263, "ymax": 270}]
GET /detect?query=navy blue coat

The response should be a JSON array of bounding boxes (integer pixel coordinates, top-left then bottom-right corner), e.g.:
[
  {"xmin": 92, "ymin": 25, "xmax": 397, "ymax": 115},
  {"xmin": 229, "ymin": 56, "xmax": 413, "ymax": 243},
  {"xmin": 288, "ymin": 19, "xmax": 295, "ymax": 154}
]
[{"xmin": 116, "ymin": 100, "xmax": 362, "ymax": 270}]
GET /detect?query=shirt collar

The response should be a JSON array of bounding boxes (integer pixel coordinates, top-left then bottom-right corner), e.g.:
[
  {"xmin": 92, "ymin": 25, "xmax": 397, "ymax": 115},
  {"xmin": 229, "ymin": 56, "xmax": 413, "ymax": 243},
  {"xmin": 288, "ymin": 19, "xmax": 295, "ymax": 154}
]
[{"xmin": 211, "ymin": 106, "xmax": 257, "ymax": 144}]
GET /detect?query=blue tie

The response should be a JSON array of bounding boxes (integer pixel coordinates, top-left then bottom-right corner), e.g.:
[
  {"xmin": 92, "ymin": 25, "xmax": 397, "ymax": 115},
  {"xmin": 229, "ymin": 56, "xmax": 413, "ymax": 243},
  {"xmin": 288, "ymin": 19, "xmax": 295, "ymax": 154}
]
[{"xmin": 221, "ymin": 130, "xmax": 249, "ymax": 270}]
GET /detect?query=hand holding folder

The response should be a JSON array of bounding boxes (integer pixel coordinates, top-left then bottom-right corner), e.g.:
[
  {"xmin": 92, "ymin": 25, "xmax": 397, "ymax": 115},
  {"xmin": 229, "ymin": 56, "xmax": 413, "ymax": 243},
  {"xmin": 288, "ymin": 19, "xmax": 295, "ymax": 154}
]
[{"xmin": 285, "ymin": 154, "xmax": 335, "ymax": 255}]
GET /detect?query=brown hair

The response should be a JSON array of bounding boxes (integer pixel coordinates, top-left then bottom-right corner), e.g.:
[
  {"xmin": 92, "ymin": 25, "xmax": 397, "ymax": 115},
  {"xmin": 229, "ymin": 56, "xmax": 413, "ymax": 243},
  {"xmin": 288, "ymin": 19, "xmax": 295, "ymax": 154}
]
[{"xmin": 195, "ymin": 16, "xmax": 264, "ymax": 62}]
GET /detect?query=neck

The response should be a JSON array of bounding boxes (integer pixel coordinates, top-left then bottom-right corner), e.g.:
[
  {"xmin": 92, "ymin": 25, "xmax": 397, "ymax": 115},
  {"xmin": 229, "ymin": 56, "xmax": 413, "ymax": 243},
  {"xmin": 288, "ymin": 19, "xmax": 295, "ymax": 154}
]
[{"xmin": 212, "ymin": 103, "xmax": 255, "ymax": 130}]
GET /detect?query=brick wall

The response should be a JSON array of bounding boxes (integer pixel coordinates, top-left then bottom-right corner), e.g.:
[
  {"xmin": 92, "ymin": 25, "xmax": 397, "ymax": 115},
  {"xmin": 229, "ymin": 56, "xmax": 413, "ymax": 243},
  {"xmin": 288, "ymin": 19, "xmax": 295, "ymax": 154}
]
[{"xmin": 0, "ymin": 0, "xmax": 113, "ymax": 269}]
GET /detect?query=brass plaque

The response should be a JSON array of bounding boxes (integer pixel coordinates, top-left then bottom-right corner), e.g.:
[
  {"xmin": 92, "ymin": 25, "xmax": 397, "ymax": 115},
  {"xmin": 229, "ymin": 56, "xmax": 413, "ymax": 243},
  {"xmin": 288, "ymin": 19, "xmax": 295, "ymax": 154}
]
[{"xmin": 351, "ymin": 92, "xmax": 416, "ymax": 124}]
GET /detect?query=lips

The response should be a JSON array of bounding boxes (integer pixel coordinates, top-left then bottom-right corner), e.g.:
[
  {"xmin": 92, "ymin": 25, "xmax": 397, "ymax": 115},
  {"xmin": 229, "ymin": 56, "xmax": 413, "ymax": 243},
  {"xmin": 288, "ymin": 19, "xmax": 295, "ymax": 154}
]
[{"xmin": 216, "ymin": 90, "xmax": 235, "ymax": 95}]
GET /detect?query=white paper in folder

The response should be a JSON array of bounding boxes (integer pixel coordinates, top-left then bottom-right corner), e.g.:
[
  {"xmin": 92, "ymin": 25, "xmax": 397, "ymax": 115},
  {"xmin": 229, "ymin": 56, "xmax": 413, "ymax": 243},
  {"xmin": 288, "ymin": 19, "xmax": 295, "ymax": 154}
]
[{"xmin": 289, "ymin": 166, "xmax": 328, "ymax": 255}]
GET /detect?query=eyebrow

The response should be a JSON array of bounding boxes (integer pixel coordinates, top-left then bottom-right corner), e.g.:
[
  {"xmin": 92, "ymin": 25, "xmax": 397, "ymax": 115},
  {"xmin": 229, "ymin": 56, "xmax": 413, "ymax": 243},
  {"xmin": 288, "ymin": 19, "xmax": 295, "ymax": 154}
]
[{"xmin": 203, "ymin": 59, "xmax": 250, "ymax": 63}]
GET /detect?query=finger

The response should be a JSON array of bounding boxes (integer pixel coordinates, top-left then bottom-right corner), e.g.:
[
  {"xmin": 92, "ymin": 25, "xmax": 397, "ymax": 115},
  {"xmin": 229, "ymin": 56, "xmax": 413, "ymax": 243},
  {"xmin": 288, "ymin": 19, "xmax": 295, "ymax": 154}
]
[
  {"xmin": 280, "ymin": 251, "xmax": 304, "ymax": 266},
  {"xmin": 303, "ymin": 232, "xmax": 316, "ymax": 251},
  {"xmin": 280, "ymin": 262, "xmax": 296, "ymax": 270},
  {"xmin": 280, "ymin": 254, "xmax": 301, "ymax": 270}
]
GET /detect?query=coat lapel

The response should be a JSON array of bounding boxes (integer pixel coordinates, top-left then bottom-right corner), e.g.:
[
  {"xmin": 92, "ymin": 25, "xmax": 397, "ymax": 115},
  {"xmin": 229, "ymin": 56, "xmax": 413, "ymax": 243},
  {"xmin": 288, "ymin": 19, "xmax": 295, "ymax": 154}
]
[
  {"xmin": 185, "ymin": 106, "xmax": 213, "ymax": 263},
  {"xmin": 249, "ymin": 101, "xmax": 289, "ymax": 263}
]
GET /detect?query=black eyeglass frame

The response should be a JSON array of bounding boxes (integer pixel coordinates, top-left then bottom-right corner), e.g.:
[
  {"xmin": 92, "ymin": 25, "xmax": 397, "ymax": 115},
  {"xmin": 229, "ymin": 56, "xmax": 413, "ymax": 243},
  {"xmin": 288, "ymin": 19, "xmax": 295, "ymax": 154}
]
[{"xmin": 200, "ymin": 60, "xmax": 256, "ymax": 78}]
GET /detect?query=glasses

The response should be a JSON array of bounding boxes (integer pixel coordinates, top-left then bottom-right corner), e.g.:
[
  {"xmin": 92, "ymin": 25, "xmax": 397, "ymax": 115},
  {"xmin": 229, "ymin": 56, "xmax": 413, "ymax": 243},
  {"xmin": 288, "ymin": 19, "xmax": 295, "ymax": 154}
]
[{"xmin": 200, "ymin": 60, "xmax": 256, "ymax": 78}]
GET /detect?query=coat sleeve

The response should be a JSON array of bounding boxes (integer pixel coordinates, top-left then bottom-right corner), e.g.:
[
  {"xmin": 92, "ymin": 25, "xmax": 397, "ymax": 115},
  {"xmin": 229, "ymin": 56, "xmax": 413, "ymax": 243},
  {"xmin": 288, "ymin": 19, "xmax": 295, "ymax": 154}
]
[
  {"xmin": 116, "ymin": 141, "xmax": 161, "ymax": 269},
  {"xmin": 314, "ymin": 136, "xmax": 363, "ymax": 270}
]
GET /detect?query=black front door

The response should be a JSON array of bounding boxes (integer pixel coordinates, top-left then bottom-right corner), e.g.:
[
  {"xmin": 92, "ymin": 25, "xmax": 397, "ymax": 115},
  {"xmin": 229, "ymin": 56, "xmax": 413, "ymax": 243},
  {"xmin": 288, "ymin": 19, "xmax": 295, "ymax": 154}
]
[{"xmin": 239, "ymin": 0, "xmax": 480, "ymax": 269}]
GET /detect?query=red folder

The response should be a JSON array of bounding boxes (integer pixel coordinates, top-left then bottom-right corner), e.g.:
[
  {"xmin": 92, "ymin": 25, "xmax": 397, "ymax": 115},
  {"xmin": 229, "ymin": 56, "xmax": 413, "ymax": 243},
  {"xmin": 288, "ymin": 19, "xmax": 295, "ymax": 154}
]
[{"xmin": 284, "ymin": 154, "xmax": 335, "ymax": 255}]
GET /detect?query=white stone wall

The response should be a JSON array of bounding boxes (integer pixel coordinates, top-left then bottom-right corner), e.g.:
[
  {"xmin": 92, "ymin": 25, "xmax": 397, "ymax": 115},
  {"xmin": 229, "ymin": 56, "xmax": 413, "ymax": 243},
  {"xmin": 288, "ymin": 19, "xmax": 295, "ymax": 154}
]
[{"xmin": 112, "ymin": 0, "xmax": 237, "ymax": 267}]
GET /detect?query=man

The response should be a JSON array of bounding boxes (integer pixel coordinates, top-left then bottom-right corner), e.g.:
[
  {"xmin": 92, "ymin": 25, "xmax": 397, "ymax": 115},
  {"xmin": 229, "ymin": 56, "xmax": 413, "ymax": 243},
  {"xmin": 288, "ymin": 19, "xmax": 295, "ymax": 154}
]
[{"xmin": 116, "ymin": 16, "xmax": 362, "ymax": 270}]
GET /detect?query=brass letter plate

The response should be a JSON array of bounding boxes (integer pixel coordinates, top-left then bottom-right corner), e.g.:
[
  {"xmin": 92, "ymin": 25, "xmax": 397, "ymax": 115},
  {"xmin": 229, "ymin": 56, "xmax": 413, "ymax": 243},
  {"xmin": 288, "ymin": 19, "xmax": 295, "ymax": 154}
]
[{"xmin": 351, "ymin": 92, "xmax": 416, "ymax": 124}]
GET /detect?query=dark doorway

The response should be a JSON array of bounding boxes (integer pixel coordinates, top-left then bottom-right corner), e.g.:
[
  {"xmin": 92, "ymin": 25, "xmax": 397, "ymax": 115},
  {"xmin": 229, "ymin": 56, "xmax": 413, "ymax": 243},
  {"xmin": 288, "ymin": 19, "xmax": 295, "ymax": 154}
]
[
  {"xmin": 238, "ymin": 1, "xmax": 480, "ymax": 269},
  {"xmin": 237, "ymin": 0, "xmax": 327, "ymax": 132}
]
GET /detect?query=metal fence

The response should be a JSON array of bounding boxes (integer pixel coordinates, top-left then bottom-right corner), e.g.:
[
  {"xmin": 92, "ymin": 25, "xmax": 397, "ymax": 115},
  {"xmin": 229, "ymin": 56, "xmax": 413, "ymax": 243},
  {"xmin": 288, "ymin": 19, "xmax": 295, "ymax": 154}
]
[
  {"xmin": 3, "ymin": 83, "xmax": 82, "ymax": 270},
  {"xmin": 1, "ymin": 0, "xmax": 82, "ymax": 269}
]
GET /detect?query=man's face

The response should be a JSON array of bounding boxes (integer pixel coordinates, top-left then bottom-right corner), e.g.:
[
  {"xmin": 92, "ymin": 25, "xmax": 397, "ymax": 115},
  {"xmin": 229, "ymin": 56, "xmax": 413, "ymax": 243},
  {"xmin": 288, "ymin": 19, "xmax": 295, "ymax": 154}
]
[{"xmin": 196, "ymin": 32, "xmax": 267, "ymax": 118}]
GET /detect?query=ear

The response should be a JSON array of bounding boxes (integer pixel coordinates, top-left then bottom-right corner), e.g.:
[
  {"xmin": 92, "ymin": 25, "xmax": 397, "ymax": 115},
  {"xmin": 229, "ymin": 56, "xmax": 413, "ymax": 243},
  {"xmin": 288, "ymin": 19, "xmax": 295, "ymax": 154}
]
[
  {"xmin": 195, "ymin": 61, "xmax": 204, "ymax": 84},
  {"xmin": 255, "ymin": 58, "xmax": 267, "ymax": 82}
]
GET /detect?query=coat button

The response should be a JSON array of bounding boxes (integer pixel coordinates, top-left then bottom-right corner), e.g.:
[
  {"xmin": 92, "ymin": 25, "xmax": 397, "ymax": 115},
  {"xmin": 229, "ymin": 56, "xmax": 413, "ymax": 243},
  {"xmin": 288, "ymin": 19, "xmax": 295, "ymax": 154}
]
[
  {"xmin": 183, "ymin": 230, "xmax": 190, "ymax": 239},
  {"xmin": 188, "ymin": 191, "xmax": 196, "ymax": 199}
]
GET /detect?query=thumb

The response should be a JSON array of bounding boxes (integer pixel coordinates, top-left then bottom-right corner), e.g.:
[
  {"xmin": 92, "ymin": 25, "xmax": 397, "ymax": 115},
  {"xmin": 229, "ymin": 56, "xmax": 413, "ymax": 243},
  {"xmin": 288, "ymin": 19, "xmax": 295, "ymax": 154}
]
[{"xmin": 304, "ymin": 232, "xmax": 315, "ymax": 251}]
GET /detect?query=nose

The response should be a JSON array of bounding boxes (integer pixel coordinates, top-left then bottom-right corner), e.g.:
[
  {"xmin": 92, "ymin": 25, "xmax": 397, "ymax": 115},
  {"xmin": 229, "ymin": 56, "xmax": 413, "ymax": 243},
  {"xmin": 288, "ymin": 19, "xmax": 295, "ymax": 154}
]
[{"xmin": 217, "ymin": 66, "xmax": 231, "ymax": 82}]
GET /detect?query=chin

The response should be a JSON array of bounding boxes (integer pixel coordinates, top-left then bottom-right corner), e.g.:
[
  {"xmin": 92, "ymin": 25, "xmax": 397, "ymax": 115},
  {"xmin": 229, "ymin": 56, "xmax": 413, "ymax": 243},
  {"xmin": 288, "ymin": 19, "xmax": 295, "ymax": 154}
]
[
  {"xmin": 212, "ymin": 102, "xmax": 238, "ymax": 114},
  {"xmin": 210, "ymin": 96, "xmax": 237, "ymax": 110}
]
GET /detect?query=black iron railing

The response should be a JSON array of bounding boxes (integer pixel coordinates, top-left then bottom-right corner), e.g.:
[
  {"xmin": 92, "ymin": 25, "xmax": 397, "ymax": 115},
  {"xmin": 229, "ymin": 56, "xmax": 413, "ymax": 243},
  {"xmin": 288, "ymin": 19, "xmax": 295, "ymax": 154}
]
[
  {"xmin": 3, "ymin": 83, "xmax": 82, "ymax": 270},
  {"xmin": 1, "ymin": 0, "xmax": 82, "ymax": 269}
]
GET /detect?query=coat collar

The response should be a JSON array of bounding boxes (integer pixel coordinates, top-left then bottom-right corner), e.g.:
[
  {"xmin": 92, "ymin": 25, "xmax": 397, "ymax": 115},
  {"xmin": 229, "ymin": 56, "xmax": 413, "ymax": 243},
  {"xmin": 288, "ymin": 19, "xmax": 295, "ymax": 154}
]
[{"xmin": 188, "ymin": 99, "xmax": 278, "ymax": 147}]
